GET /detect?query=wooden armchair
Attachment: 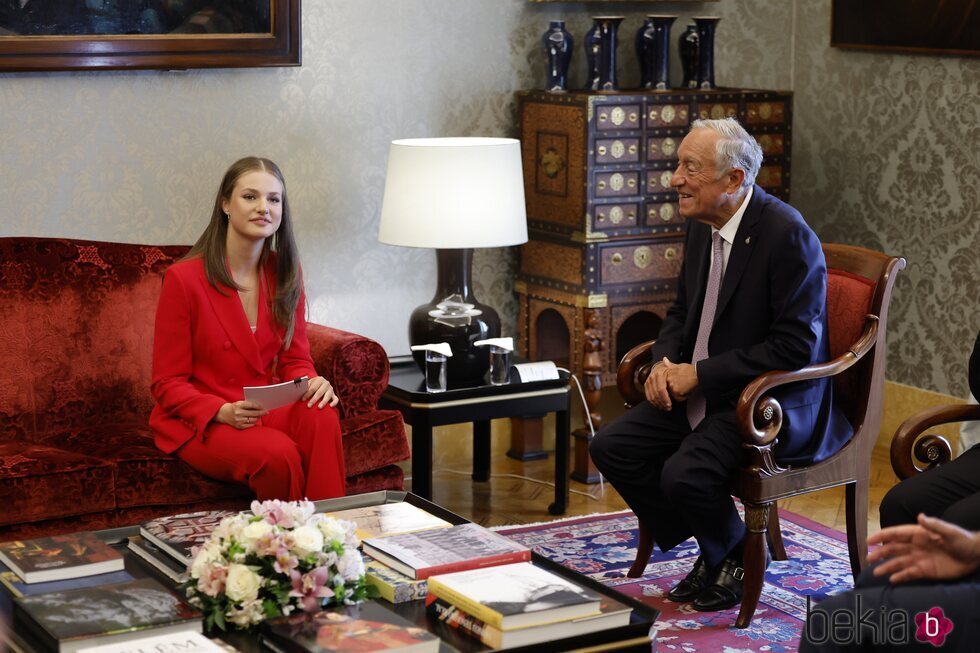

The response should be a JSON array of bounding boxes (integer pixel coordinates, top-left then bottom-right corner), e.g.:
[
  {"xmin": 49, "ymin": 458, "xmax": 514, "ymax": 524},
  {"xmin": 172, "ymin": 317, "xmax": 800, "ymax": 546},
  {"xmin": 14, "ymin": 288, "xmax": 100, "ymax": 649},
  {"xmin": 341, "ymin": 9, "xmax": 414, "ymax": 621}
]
[
  {"xmin": 890, "ymin": 403, "xmax": 980, "ymax": 481},
  {"xmin": 616, "ymin": 243, "xmax": 905, "ymax": 628}
]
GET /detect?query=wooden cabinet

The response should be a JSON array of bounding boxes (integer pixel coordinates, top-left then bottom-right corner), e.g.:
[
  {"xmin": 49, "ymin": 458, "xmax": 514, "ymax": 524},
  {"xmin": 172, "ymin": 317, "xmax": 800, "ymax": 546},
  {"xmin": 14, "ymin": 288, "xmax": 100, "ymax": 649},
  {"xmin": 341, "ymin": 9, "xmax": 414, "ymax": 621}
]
[{"xmin": 514, "ymin": 88, "xmax": 793, "ymax": 480}]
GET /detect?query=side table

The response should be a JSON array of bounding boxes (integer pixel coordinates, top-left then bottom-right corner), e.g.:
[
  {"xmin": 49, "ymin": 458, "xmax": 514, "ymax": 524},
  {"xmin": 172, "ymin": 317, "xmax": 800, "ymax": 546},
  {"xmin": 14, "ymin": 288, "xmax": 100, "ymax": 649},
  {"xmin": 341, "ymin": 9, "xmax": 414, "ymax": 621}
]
[{"xmin": 380, "ymin": 362, "xmax": 571, "ymax": 515}]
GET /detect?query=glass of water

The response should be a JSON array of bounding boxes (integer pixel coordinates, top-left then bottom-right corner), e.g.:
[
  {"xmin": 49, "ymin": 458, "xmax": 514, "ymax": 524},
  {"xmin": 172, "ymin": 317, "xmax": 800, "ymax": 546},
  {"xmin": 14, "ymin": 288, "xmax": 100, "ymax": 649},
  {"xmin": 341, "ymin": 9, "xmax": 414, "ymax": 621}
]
[
  {"xmin": 425, "ymin": 351, "xmax": 448, "ymax": 393},
  {"xmin": 488, "ymin": 345, "xmax": 511, "ymax": 386}
]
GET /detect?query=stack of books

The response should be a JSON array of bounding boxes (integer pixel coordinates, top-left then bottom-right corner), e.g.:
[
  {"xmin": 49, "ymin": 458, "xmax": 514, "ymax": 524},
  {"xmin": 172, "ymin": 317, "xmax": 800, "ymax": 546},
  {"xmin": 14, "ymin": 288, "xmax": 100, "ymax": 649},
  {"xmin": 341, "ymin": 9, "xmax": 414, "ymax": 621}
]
[
  {"xmin": 127, "ymin": 510, "xmax": 233, "ymax": 582},
  {"xmin": 0, "ymin": 533, "xmax": 125, "ymax": 584},
  {"xmin": 426, "ymin": 562, "xmax": 632, "ymax": 649}
]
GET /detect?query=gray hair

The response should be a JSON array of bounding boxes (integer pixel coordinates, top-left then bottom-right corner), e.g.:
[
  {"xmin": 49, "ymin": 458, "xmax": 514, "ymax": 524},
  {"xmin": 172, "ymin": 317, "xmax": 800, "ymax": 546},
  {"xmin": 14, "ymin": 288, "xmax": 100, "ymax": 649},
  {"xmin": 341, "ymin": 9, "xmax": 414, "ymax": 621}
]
[{"xmin": 689, "ymin": 117, "xmax": 763, "ymax": 188}]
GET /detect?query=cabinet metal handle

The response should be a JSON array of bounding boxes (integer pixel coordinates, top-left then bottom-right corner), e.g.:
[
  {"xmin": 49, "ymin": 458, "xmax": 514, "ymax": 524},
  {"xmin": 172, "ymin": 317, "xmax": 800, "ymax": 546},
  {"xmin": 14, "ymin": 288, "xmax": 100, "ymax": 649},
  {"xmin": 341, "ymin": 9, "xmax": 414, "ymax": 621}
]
[
  {"xmin": 664, "ymin": 247, "xmax": 677, "ymax": 261},
  {"xmin": 611, "ymin": 253, "xmax": 623, "ymax": 265}
]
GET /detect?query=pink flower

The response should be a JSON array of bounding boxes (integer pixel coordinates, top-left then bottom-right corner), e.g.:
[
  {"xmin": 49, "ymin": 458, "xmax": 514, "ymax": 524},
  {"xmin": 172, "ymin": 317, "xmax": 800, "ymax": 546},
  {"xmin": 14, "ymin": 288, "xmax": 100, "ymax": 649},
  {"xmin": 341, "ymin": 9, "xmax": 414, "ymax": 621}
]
[
  {"xmin": 289, "ymin": 566, "xmax": 334, "ymax": 612},
  {"xmin": 197, "ymin": 563, "xmax": 228, "ymax": 597},
  {"xmin": 274, "ymin": 546, "xmax": 300, "ymax": 575}
]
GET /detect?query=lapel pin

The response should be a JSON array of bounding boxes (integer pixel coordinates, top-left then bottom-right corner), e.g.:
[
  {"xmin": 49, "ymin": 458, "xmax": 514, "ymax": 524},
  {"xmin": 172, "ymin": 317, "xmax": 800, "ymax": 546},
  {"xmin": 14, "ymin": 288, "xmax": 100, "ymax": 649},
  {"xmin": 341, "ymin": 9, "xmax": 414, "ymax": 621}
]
[{"xmin": 745, "ymin": 236, "xmax": 752, "ymax": 245}]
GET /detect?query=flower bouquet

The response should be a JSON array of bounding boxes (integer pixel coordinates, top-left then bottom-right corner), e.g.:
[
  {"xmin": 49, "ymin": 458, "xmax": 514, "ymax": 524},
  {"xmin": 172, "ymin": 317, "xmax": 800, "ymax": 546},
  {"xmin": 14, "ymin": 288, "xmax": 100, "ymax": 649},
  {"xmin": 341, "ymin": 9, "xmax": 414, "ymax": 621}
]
[{"xmin": 184, "ymin": 499, "xmax": 371, "ymax": 631}]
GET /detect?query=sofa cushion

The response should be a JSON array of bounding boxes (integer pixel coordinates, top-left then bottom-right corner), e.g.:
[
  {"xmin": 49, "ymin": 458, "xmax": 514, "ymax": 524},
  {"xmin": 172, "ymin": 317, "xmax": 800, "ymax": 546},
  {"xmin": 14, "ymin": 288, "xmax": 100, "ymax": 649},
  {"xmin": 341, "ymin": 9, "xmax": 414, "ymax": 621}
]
[
  {"xmin": 48, "ymin": 425, "xmax": 253, "ymax": 509},
  {"xmin": 341, "ymin": 410, "xmax": 410, "ymax": 477},
  {"xmin": 345, "ymin": 464, "xmax": 405, "ymax": 496},
  {"xmin": 0, "ymin": 442, "xmax": 116, "ymax": 525},
  {"xmin": 308, "ymin": 324, "xmax": 389, "ymax": 419}
]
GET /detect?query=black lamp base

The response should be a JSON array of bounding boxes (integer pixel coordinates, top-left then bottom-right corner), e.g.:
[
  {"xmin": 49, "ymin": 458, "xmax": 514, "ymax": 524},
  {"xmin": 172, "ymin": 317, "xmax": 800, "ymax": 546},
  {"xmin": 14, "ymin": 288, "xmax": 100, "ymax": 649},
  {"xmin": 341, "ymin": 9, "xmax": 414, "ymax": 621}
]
[{"xmin": 409, "ymin": 249, "xmax": 500, "ymax": 387}]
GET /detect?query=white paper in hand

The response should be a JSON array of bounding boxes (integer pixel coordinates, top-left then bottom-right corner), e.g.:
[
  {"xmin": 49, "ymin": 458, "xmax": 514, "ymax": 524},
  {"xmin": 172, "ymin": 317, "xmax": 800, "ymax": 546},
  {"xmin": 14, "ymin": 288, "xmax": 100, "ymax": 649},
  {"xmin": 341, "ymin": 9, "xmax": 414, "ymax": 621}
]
[{"xmin": 243, "ymin": 376, "xmax": 309, "ymax": 410}]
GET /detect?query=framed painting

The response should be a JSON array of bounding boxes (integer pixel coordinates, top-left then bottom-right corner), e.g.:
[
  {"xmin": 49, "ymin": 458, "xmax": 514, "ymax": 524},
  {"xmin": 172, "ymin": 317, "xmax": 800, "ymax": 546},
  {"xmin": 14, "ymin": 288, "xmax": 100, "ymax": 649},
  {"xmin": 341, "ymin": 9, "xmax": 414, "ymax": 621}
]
[
  {"xmin": 0, "ymin": 0, "xmax": 300, "ymax": 72},
  {"xmin": 832, "ymin": 0, "xmax": 980, "ymax": 56}
]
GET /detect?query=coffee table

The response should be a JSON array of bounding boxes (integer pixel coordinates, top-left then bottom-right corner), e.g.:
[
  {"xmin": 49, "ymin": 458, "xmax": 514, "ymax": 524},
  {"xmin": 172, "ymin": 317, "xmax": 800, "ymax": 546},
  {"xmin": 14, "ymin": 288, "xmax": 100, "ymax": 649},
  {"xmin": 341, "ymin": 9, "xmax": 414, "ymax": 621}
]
[{"xmin": 0, "ymin": 492, "xmax": 658, "ymax": 652}]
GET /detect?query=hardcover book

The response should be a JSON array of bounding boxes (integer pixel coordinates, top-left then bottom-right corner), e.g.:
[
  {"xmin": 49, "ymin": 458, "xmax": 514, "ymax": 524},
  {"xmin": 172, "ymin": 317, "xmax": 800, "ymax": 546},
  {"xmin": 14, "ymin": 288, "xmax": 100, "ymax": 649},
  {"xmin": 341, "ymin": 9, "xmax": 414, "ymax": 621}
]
[
  {"xmin": 428, "ymin": 594, "xmax": 632, "ymax": 648},
  {"xmin": 0, "ymin": 533, "xmax": 124, "ymax": 584},
  {"xmin": 260, "ymin": 601, "xmax": 439, "ymax": 652},
  {"xmin": 0, "ymin": 560, "xmax": 134, "ymax": 617},
  {"xmin": 326, "ymin": 502, "xmax": 452, "ymax": 540},
  {"xmin": 77, "ymin": 630, "xmax": 227, "ymax": 653},
  {"xmin": 361, "ymin": 523, "xmax": 530, "ymax": 580},
  {"xmin": 363, "ymin": 558, "xmax": 428, "ymax": 604},
  {"xmin": 126, "ymin": 536, "xmax": 189, "ymax": 584},
  {"xmin": 13, "ymin": 577, "xmax": 202, "ymax": 652},
  {"xmin": 425, "ymin": 562, "xmax": 602, "ymax": 630},
  {"xmin": 139, "ymin": 510, "xmax": 233, "ymax": 567}
]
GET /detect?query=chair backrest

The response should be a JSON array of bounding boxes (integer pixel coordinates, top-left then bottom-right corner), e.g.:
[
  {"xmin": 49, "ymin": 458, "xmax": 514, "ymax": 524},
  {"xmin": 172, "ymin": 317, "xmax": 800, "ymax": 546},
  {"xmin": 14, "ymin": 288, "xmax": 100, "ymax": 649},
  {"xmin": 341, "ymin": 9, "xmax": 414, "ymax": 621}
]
[{"xmin": 822, "ymin": 244, "xmax": 906, "ymax": 440}]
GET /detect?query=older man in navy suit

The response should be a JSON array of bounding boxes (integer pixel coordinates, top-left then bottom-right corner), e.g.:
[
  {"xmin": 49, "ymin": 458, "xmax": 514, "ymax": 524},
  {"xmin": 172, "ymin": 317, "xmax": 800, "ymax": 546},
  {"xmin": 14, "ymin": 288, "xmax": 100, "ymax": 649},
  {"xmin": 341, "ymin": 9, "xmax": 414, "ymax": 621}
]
[{"xmin": 590, "ymin": 117, "xmax": 852, "ymax": 612}]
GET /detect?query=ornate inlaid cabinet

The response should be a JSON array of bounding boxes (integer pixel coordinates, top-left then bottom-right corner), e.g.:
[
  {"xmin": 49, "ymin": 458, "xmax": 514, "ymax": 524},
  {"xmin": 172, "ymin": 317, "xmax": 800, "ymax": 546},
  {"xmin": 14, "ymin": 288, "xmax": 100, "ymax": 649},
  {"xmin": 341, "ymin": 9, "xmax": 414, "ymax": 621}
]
[{"xmin": 514, "ymin": 88, "xmax": 793, "ymax": 480}]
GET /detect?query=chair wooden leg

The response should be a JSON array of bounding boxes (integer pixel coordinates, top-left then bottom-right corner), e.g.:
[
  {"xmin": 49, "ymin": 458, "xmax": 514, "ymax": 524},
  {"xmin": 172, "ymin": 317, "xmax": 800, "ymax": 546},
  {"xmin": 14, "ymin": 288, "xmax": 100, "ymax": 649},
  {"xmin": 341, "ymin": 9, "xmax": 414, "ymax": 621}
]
[
  {"xmin": 845, "ymin": 480, "xmax": 869, "ymax": 579},
  {"xmin": 628, "ymin": 521, "xmax": 654, "ymax": 578},
  {"xmin": 736, "ymin": 502, "xmax": 769, "ymax": 628},
  {"xmin": 766, "ymin": 502, "xmax": 788, "ymax": 561}
]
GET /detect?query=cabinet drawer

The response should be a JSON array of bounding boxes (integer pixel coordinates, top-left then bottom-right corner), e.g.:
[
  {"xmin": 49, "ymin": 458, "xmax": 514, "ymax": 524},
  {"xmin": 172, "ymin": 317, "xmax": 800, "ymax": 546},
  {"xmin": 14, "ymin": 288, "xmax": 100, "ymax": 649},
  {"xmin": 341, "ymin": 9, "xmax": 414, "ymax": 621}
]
[
  {"xmin": 646, "ymin": 135, "xmax": 680, "ymax": 162},
  {"xmin": 646, "ymin": 103, "xmax": 689, "ymax": 127},
  {"xmin": 600, "ymin": 240, "xmax": 684, "ymax": 286},
  {"xmin": 757, "ymin": 164, "xmax": 784, "ymax": 188},
  {"xmin": 594, "ymin": 203, "xmax": 639, "ymax": 229},
  {"xmin": 595, "ymin": 137, "xmax": 640, "ymax": 164},
  {"xmin": 595, "ymin": 170, "xmax": 640, "ymax": 197},
  {"xmin": 644, "ymin": 200, "xmax": 683, "ymax": 228},
  {"xmin": 695, "ymin": 102, "xmax": 738, "ymax": 121},
  {"xmin": 646, "ymin": 169, "xmax": 675, "ymax": 195},
  {"xmin": 595, "ymin": 104, "xmax": 641, "ymax": 130},
  {"xmin": 755, "ymin": 132, "xmax": 786, "ymax": 156},
  {"xmin": 745, "ymin": 101, "xmax": 787, "ymax": 125}
]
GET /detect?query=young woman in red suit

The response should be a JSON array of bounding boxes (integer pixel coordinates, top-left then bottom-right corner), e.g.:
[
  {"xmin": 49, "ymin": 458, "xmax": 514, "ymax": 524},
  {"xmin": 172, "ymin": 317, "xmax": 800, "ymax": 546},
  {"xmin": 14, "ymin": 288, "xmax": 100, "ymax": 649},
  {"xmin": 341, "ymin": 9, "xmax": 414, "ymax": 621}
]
[{"xmin": 150, "ymin": 156, "xmax": 345, "ymax": 501}]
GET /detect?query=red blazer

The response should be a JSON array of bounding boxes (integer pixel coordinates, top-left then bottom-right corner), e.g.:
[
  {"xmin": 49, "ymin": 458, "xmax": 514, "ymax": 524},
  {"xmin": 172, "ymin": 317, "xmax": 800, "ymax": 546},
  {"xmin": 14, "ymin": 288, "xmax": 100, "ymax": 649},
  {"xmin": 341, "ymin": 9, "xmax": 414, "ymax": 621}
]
[{"xmin": 149, "ymin": 257, "xmax": 317, "ymax": 453}]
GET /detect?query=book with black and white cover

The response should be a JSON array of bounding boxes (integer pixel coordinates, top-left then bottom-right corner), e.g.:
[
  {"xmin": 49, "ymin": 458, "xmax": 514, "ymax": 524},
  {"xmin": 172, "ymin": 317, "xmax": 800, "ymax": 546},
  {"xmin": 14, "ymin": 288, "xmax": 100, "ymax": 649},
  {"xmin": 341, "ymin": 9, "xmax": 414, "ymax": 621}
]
[
  {"xmin": 0, "ymin": 533, "xmax": 124, "ymax": 584},
  {"xmin": 13, "ymin": 577, "xmax": 202, "ymax": 652},
  {"xmin": 363, "ymin": 558, "xmax": 428, "ymax": 604},
  {"xmin": 126, "ymin": 536, "xmax": 189, "ymax": 584},
  {"xmin": 429, "ymin": 594, "xmax": 632, "ymax": 648},
  {"xmin": 361, "ymin": 523, "xmax": 530, "ymax": 580},
  {"xmin": 425, "ymin": 562, "xmax": 602, "ymax": 630},
  {"xmin": 139, "ymin": 510, "xmax": 233, "ymax": 567},
  {"xmin": 326, "ymin": 502, "xmax": 452, "ymax": 540},
  {"xmin": 261, "ymin": 601, "xmax": 439, "ymax": 652},
  {"xmin": 77, "ymin": 630, "xmax": 227, "ymax": 653}
]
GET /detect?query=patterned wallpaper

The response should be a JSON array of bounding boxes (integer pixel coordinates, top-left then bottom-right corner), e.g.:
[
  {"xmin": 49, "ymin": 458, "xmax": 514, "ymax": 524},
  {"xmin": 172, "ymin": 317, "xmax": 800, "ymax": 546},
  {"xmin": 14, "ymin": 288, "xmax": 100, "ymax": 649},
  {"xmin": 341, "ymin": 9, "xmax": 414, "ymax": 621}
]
[
  {"xmin": 0, "ymin": 1, "xmax": 973, "ymax": 396},
  {"xmin": 792, "ymin": 0, "xmax": 980, "ymax": 397}
]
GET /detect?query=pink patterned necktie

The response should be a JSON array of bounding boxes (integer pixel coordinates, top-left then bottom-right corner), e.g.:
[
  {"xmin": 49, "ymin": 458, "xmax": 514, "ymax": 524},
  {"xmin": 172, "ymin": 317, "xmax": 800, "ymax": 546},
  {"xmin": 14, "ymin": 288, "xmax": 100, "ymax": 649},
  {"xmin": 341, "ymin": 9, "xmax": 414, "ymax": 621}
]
[{"xmin": 687, "ymin": 231, "xmax": 725, "ymax": 429}]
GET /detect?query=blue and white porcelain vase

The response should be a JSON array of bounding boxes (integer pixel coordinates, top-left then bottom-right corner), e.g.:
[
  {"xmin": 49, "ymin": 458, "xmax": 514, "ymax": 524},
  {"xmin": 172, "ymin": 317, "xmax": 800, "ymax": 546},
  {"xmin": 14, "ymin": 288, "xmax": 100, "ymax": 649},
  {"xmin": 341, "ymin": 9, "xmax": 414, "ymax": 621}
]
[
  {"xmin": 584, "ymin": 16, "xmax": 623, "ymax": 91},
  {"xmin": 543, "ymin": 21, "xmax": 573, "ymax": 92}
]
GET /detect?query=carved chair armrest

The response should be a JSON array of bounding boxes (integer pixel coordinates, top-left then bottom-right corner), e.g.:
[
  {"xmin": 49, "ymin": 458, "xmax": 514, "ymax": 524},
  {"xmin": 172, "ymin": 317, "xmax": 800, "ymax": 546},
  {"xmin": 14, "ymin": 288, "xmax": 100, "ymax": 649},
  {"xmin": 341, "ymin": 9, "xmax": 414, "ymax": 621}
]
[
  {"xmin": 735, "ymin": 315, "xmax": 879, "ymax": 474},
  {"xmin": 617, "ymin": 340, "xmax": 657, "ymax": 407},
  {"xmin": 890, "ymin": 403, "xmax": 980, "ymax": 480}
]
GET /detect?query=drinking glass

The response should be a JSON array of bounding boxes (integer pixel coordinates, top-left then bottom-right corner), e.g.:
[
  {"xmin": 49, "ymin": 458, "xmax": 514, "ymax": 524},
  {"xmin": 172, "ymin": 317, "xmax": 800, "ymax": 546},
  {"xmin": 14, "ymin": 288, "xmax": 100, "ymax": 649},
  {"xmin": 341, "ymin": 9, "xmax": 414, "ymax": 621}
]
[{"xmin": 425, "ymin": 351, "xmax": 448, "ymax": 393}]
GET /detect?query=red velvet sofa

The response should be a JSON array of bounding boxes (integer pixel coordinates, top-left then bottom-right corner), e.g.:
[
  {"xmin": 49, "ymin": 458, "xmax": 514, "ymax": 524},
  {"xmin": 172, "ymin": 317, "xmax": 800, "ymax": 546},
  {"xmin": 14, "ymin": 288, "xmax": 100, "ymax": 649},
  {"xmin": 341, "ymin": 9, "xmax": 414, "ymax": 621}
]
[{"xmin": 0, "ymin": 238, "xmax": 410, "ymax": 541}]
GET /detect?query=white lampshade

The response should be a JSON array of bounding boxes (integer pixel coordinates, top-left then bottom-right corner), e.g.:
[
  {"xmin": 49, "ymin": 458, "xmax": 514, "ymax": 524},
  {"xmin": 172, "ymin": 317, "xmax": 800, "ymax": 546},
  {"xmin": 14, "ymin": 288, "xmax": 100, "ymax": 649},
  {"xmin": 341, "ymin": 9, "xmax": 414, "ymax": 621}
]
[{"xmin": 378, "ymin": 137, "xmax": 528, "ymax": 249}]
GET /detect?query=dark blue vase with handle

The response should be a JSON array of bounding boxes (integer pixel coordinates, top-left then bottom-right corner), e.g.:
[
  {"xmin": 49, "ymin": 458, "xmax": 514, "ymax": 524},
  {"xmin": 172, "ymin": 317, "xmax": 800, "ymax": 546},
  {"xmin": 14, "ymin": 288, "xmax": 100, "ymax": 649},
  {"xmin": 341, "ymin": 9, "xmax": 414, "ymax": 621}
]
[
  {"xmin": 695, "ymin": 16, "xmax": 721, "ymax": 89},
  {"xmin": 638, "ymin": 15, "xmax": 676, "ymax": 90},
  {"xmin": 543, "ymin": 21, "xmax": 573, "ymax": 92},
  {"xmin": 584, "ymin": 16, "xmax": 623, "ymax": 91}
]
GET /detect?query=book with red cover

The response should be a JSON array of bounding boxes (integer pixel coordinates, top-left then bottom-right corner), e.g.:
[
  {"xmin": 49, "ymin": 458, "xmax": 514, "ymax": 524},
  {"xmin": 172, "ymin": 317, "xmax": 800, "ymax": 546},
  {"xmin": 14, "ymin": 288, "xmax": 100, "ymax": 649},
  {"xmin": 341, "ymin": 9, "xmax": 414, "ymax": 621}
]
[
  {"xmin": 361, "ymin": 523, "xmax": 531, "ymax": 580},
  {"xmin": 139, "ymin": 510, "xmax": 233, "ymax": 567},
  {"xmin": 0, "ymin": 533, "xmax": 124, "ymax": 584}
]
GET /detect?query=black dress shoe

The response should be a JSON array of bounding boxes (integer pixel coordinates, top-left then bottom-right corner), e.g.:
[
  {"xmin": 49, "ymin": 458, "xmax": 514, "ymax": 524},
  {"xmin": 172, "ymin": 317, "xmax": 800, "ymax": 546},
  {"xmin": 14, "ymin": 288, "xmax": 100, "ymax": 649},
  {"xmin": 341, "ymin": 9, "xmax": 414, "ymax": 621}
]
[
  {"xmin": 667, "ymin": 555, "xmax": 711, "ymax": 602},
  {"xmin": 693, "ymin": 556, "xmax": 745, "ymax": 612}
]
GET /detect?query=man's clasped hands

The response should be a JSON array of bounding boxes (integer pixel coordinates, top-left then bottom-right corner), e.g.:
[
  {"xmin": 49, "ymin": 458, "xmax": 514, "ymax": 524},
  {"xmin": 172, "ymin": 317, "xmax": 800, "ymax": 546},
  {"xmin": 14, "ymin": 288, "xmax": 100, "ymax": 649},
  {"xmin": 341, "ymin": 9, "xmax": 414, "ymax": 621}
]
[{"xmin": 644, "ymin": 356, "xmax": 700, "ymax": 411}]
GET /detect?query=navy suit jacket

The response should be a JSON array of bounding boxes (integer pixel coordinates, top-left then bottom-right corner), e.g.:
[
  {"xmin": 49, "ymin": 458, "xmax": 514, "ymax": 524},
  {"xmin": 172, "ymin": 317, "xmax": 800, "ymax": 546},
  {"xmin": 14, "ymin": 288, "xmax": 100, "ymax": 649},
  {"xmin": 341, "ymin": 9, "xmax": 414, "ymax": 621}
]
[{"xmin": 651, "ymin": 186, "xmax": 852, "ymax": 464}]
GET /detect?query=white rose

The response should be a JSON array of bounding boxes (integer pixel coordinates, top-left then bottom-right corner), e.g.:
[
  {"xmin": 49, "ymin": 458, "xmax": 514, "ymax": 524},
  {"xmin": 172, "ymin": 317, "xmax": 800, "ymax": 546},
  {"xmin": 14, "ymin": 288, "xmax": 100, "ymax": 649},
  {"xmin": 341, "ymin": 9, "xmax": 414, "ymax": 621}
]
[
  {"xmin": 238, "ymin": 520, "xmax": 274, "ymax": 552},
  {"xmin": 190, "ymin": 542, "xmax": 223, "ymax": 579},
  {"xmin": 225, "ymin": 563, "xmax": 262, "ymax": 602},
  {"xmin": 317, "ymin": 518, "xmax": 347, "ymax": 544},
  {"xmin": 289, "ymin": 525, "xmax": 325, "ymax": 557}
]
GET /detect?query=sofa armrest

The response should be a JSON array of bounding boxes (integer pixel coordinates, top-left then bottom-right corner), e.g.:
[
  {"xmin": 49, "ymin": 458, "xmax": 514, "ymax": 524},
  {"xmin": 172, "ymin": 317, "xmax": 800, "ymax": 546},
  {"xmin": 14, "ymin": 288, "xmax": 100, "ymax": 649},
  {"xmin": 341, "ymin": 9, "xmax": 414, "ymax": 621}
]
[{"xmin": 306, "ymin": 323, "xmax": 390, "ymax": 419}]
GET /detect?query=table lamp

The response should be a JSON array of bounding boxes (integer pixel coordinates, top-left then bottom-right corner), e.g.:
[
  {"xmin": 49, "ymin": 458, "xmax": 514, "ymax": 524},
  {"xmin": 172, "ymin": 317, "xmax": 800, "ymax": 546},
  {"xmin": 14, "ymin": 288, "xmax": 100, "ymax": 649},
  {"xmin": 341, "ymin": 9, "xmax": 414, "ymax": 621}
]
[{"xmin": 378, "ymin": 137, "xmax": 528, "ymax": 385}]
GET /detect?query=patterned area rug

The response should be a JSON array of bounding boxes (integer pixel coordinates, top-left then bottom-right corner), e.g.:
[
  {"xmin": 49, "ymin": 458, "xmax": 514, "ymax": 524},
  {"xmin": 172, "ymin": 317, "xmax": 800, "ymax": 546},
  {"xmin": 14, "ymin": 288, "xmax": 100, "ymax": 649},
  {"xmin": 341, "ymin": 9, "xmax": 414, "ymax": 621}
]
[{"xmin": 497, "ymin": 508, "xmax": 855, "ymax": 652}]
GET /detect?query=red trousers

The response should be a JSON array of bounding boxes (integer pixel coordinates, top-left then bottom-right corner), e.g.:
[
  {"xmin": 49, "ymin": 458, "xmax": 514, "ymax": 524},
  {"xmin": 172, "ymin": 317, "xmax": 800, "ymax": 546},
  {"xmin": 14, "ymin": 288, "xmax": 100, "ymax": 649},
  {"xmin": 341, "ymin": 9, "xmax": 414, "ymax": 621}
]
[{"xmin": 176, "ymin": 402, "xmax": 345, "ymax": 501}]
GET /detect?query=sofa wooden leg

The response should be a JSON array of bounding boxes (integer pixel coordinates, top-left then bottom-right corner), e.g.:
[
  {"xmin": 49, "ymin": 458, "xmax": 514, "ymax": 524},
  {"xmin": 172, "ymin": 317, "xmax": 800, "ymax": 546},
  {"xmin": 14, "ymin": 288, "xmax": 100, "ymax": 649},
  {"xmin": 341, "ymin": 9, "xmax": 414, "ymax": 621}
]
[
  {"xmin": 628, "ymin": 520, "xmax": 654, "ymax": 578},
  {"xmin": 736, "ymin": 502, "xmax": 769, "ymax": 628}
]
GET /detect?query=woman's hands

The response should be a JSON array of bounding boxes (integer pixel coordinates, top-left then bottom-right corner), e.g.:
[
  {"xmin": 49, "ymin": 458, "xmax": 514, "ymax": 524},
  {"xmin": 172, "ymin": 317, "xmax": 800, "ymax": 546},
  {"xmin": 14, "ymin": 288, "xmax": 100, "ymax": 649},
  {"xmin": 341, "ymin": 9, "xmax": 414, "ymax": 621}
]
[
  {"xmin": 869, "ymin": 513, "xmax": 980, "ymax": 583},
  {"xmin": 304, "ymin": 376, "xmax": 339, "ymax": 409},
  {"xmin": 215, "ymin": 401, "xmax": 268, "ymax": 430}
]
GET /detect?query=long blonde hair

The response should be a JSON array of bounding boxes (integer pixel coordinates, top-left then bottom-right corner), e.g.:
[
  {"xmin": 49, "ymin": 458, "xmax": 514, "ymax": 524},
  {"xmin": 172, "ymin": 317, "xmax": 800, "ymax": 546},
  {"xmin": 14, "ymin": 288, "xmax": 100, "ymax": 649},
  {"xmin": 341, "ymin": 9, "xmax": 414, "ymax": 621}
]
[{"xmin": 186, "ymin": 156, "xmax": 301, "ymax": 347}]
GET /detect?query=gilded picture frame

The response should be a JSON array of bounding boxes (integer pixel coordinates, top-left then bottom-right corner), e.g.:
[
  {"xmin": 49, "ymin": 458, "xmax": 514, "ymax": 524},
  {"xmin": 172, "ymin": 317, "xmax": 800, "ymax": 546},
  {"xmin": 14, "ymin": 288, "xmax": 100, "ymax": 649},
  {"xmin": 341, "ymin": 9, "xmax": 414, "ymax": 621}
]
[{"xmin": 0, "ymin": 0, "xmax": 300, "ymax": 72}]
